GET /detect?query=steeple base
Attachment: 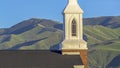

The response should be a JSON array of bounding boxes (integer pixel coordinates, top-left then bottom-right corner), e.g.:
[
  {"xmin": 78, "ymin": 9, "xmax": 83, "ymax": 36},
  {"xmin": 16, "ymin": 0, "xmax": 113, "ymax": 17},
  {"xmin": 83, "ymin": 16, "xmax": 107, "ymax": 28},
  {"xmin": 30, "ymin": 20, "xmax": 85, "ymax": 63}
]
[
  {"xmin": 62, "ymin": 39, "xmax": 88, "ymax": 68},
  {"xmin": 62, "ymin": 49, "xmax": 86, "ymax": 55},
  {"xmin": 62, "ymin": 39, "xmax": 88, "ymax": 55}
]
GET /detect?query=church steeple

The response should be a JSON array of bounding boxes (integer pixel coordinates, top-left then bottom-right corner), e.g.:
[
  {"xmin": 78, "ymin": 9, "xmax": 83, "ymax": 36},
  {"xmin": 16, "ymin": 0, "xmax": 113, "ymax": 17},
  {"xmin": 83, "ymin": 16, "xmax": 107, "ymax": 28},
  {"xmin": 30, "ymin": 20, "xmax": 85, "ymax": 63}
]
[
  {"xmin": 61, "ymin": 0, "xmax": 88, "ymax": 68},
  {"xmin": 62, "ymin": 0, "xmax": 86, "ymax": 43}
]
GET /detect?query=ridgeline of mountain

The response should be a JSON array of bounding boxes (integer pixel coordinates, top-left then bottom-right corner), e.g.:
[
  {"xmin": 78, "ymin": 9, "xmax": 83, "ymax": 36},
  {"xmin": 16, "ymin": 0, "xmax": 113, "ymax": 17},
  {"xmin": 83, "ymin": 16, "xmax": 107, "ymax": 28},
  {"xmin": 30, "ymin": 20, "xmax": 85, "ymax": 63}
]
[
  {"xmin": 3, "ymin": 18, "xmax": 62, "ymax": 34},
  {"xmin": 0, "ymin": 16, "xmax": 120, "ymax": 68},
  {"xmin": 84, "ymin": 16, "xmax": 120, "ymax": 28},
  {"xmin": 0, "ymin": 18, "xmax": 63, "ymax": 50}
]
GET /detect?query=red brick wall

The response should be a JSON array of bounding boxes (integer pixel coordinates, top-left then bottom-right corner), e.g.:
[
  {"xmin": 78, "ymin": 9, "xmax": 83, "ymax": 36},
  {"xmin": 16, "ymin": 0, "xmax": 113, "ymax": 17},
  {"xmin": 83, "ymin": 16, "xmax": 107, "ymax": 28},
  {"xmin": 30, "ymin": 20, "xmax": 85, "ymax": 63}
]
[{"xmin": 80, "ymin": 50, "xmax": 88, "ymax": 68}]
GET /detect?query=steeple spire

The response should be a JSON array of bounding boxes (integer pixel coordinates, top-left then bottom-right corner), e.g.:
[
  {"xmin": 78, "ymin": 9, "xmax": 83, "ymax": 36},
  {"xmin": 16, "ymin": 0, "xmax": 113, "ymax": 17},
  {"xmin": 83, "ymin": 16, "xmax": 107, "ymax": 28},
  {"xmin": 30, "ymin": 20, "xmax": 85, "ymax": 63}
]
[
  {"xmin": 69, "ymin": 0, "xmax": 78, "ymax": 5},
  {"xmin": 64, "ymin": 0, "xmax": 83, "ymax": 13}
]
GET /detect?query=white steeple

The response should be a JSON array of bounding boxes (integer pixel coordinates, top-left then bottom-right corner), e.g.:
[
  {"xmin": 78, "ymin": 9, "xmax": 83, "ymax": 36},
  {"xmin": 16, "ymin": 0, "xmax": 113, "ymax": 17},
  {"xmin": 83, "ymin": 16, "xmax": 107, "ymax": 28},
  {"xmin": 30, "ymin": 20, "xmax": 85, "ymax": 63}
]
[
  {"xmin": 64, "ymin": 0, "xmax": 83, "ymax": 13},
  {"xmin": 62, "ymin": 0, "xmax": 87, "ymax": 55},
  {"xmin": 61, "ymin": 0, "xmax": 88, "ymax": 67}
]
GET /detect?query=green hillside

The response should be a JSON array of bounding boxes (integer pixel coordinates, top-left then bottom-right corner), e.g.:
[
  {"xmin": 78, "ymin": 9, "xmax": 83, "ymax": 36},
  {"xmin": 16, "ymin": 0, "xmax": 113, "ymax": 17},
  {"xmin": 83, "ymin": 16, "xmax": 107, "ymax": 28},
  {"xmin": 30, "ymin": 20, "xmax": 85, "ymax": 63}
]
[
  {"xmin": 84, "ymin": 25, "xmax": 120, "ymax": 68},
  {"xmin": 84, "ymin": 16, "xmax": 120, "ymax": 28},
  {"xmin": 0, "ymin": 16, "xmax": 120, "ymax": 67},
  {"xmin": 0, "ymin": 18, "xmax": 63, "ymax": 50}
]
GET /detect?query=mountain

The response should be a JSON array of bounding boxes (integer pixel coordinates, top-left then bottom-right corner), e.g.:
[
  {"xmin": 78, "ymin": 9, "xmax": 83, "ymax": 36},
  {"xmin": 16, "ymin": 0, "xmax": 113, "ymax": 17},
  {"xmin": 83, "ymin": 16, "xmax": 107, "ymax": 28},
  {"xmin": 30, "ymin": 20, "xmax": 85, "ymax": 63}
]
[
  {"xmin": 0, "ymin": 16, "xmax": 120, "ymax": 68},
  {"xmin": 83, "ymin": 16, "xmax": 120, "ymax": 68},
  {"xmin": 0, "ymin": 18, "xmax": 63, "ymax": 50},
  {"xmin": 84, "ymin": 16, "xmax": 120, "ymax": 28},
  {"xmin": 84, "ymin": 26, "xmax": 120, "ymax": 68}
]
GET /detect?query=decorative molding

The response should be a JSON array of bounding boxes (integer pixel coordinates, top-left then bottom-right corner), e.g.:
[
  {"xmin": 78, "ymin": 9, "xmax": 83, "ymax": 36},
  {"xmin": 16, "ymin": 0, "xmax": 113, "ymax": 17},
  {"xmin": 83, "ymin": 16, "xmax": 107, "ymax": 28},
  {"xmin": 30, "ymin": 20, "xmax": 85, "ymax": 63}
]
[{"xmin": 74, "ymin": 65, "xmax": 84, "ymax": 68}]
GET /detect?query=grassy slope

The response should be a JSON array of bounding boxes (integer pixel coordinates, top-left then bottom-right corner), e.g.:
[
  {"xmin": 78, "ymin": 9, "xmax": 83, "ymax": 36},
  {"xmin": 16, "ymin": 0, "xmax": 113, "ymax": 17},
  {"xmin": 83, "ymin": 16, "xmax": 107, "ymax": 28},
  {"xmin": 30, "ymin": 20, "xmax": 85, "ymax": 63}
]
[
  {"xmin": 84, "ymin": 26, "xmax": 120, "ymax": 68},
  {"xmin": 0, "ymin": 24, "xmax": 63, "ymax": 50},
  {"xmin": 84, "ymin": 16, "xmax": 120, "ymax": 28},
  {"xmin": 89, "ymin": 49, "xmax": 120, "ymax": 68}
]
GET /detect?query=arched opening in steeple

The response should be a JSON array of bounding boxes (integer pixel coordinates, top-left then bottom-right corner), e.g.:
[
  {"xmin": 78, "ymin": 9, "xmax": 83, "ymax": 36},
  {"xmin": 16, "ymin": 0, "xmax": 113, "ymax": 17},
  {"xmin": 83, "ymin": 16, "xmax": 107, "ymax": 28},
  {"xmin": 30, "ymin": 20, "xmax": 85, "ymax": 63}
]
[{"xmin": 72, "ymin": 19, "xmax": 77, "ymax": 36}]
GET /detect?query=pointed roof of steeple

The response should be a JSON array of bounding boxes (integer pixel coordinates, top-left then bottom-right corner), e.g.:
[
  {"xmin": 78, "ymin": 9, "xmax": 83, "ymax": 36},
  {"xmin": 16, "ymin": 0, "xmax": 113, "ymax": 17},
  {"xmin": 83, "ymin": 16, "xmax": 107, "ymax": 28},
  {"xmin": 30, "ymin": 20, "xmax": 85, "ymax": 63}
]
[{"xmin": 64, "ymin": 0, "xmax": 83, "ymax": 13}]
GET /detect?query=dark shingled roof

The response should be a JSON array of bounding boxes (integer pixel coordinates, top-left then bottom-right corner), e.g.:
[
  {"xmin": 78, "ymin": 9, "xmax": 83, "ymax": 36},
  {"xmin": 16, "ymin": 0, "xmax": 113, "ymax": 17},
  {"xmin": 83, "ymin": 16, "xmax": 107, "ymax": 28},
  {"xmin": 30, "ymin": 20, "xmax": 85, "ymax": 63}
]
[{"xmin": 0, "ymin": 50, "xmax": 83, "ymax": 68}]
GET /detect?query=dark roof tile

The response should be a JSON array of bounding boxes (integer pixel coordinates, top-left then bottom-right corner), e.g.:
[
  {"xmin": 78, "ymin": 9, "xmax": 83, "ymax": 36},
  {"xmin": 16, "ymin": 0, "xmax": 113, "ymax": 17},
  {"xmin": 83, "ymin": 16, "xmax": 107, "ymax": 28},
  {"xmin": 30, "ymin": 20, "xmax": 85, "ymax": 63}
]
[{"xmin": 0, "ymin": 50, "xmax": 83, "ymax": 68}]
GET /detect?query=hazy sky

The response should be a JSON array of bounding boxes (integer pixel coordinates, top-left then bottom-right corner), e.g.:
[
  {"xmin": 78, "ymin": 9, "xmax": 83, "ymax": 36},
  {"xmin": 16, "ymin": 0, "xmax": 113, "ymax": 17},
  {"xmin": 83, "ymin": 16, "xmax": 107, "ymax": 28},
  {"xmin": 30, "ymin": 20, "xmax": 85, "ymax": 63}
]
[{"xmin": 0, "ymin": 0, "xmax": 120, "ymax": 28}]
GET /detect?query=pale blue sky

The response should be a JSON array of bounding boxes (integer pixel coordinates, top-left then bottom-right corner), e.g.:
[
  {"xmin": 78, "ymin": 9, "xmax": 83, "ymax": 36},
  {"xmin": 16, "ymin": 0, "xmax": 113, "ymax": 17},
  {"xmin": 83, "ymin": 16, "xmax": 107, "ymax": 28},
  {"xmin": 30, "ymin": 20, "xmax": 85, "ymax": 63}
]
[{"xmin": 0, "ymin": 0, "xmax": 120, "ymax": 28}]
